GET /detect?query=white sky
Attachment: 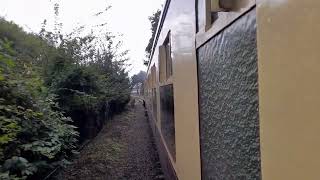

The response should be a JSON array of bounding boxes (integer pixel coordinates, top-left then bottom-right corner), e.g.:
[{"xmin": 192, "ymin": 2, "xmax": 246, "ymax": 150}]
[{"xmin": 0, "ymin": 0, "xmax": 164, "ymax": 76}]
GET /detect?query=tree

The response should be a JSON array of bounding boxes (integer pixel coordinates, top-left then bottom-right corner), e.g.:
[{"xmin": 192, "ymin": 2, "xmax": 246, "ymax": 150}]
[
  {"xmin": 131, "ymin": 71, "xmax": 146, "ymax": 87},
  {"xmin": 144, "ymin": 9, "xmax": 161, "ymax": 65},
  {"xmin": 0, "ymin": 25, "xmax": 78, "ymax": 180},
  {"xmin": 0, "ymin": 4, "xmax": 131, "ymax": 178}
]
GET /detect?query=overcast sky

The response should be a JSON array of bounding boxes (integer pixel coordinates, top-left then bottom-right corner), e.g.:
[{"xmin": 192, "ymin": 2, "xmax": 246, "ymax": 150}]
[{"xmin": 0, "ymin": 0, "xmax": 164, "ymax": 76}]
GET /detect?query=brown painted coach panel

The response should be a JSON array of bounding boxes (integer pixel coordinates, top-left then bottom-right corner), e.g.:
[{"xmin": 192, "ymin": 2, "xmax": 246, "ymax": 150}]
[{"xmin": 257, "ymin": 0, "xmax": 320, "ymax": 179}]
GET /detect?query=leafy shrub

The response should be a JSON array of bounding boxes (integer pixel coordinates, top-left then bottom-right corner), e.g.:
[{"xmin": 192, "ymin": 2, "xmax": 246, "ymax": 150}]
[
  {"xmin": 0, "ymin": 13, "xmax": 131, "ymax": 178},
  {"xmin": 0, "ymin": 38, "xmax": 78, "ymax": 179}
]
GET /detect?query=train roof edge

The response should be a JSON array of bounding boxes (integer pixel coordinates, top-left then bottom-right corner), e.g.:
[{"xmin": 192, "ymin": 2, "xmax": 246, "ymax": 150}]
[{"xmin": 147, "ymin": 0, "xmax": 171, "ymax": 73}]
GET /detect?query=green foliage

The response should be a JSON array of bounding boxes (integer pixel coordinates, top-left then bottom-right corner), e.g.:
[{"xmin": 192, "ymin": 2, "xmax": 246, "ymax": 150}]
[
  {"xmin": 131, "ymin": 71, "xmax": 146, "ymax": 87},
  {"xmin": 145, "ymin": 9, "xmax": 161, "ymax": 65},
  {"xmin": 41, "ymin": 26, "xmax": 131, "ymax": 141},
  {"xmin": 0, "ymin": 18, "xmax": 50, "ymax": 67},
  {"xmin": 0, "ymin": 39, "xmax": 78, "ymax": 179},
  {"xmin": 0, "ymin": 6, "xmax": 130, "ymax": 179}
]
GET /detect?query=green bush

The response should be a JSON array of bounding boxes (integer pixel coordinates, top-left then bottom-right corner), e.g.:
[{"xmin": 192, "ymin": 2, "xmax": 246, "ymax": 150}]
[
  {"xmin": 0, "ymin": 16, "xmax": 130, "ymax": 179},
  {"xmin": 0, "ymin": 39, "xmax": 78, "ymax": 179}
]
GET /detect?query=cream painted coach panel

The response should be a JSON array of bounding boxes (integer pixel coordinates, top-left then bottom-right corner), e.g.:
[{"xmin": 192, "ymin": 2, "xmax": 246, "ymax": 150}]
[
  {"xmin": 147, "ymin": 0, "xmax": 202, "ymax": 179},
  {"xmin": 257, "ymin": 0, "xmax": 320, "ymax": 179}
]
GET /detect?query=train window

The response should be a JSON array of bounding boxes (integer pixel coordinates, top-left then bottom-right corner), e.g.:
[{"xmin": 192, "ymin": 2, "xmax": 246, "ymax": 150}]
[
  {"xmin": 151, "ymin": 65, "xmax": 157, "ymax": 120},
  {"xmin": 152, "ymin": 88, "xmax": 157, "ymax": 121},
  {"xmin": 158, "ymin": 31, "xmax": 175, "ymax": 160},
  {"xmin": 210, "ymin": 12, "xmax": 219, "ymax": 25},
  {"xmin": 146, "ymin": 76, "xmax": 149, "ymax": 97},
  {"xmin": 159, "ymin": 32, "xmax": 173, "ymax": 84},
  {"xmin": 151, "ymin": 64, "xmax": 156, "ymax": 87},
  {"xmin": 208, "ymin": 0, "xmax": 244, "ymax": 28},
  {"xmin": 159, "ymin": 46, "xmax": 166, "ymax": 83},
  {"xmin": 198, "ymin": 9, "xmax": 260, "ymax": 179},
  {"xmin": 207, "ymin": 0, "xmax": 223, "ymax": 30},
  {"xmin": 164, "ymin": 32, "xmax": 173, "ymax": 79},
  {"xmin": 151, "ymin": 64, "xmax": 157, "ymax": 120},
  {"xmin": 160, "ymin": 84, "xmax": 175, "ymax": 161},
  {"xmin": 148, "ymin": 75, "xmax": 151, "ymax": 97},
  {"xmin": 198, "ymin": 0, "xmax": 236, "ymax": 31}
]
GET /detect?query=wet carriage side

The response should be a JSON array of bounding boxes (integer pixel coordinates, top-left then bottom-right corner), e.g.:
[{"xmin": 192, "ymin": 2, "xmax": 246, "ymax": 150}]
[{"xmin": 144, "ymin": 0, "xmax": 320, "ymax": 180}]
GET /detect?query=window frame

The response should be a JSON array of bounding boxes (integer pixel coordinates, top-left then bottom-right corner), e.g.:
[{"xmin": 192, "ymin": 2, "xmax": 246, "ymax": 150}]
[
  {"xmin": 159, "ymin": 31, "xmax": 173, "ymax": 86},
  {"xmin": 195, "ymin": 0, "xmax": 256, "ymax": 48}
]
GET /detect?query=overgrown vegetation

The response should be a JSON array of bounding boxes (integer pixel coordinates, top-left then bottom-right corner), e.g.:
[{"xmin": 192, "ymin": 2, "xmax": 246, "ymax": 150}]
[{"xmin": 0, "ymin": 5, "xmax": 130, "ymax": 179}]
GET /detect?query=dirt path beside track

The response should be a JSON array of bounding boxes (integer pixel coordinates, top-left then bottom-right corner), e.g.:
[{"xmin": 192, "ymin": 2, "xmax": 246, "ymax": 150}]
[{"xmin": 56, "ymin": 98, "xmax": 164, "ymax": 180}]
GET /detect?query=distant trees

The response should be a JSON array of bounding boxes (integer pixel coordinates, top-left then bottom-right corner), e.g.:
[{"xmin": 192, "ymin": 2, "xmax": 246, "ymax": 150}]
[
  {"xmin": 0, "ymin": 9, "xmax": 130, "ymax": 179},
  {"xmin": 131, "ymin": 71, "xmax": 146, "ymax": 87},
  {"xmin": 144, "ymin": 9, "xmax": 161, "ymax": 65}
]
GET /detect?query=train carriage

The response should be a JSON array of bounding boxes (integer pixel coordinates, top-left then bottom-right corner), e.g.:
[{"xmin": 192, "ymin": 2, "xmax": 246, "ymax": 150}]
[{"xmin": 144, "ymin": 0, "xmax": 320, "ymax": 179}]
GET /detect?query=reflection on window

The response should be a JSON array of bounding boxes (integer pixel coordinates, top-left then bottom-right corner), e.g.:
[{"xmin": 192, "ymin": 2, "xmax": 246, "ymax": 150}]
[
  {"xmin": 152, "ymin": 88, "xmax": 157, "ymax": 121},
  {"xmin": 159, "ymin": 32, "xmax": 173, "ymax": 83},
  {"xmin": 164, "ymin": 34, "xmax": 172, "ymax": 79},
  {"xmin": 160, "ymin": 84, "xmax": 175, "ymax": 161},
  {"xmin": 151, "ymin": 64, "xmax": 157, "ymax": 119}
]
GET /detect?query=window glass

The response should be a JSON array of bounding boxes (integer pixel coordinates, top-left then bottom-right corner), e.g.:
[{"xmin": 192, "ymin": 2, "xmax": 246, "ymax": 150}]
[
  {"xmin": 165, "ymin": 36, "xmax": 172, "ymax": 79},
  {"xmin": 152, "ymin": 88, "xmax": 157, "ymax": 120},
  {"xmin": 159, "ymin": 45, "xmax": 166, "ymax": 83},
  {"xmin": 159, "ymin": 32, "xmax": 173, "ymax": 83},
  {"xmin": 160, "ymin": 84, "xmax": 175, "ymax": 160}
]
